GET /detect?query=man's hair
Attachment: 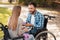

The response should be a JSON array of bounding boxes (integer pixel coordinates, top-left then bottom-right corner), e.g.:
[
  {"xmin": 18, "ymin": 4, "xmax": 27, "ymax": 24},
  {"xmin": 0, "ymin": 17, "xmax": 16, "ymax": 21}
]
[{"xmin": 28, "ymin": 2, "xmax": 37, "ymax": 7}]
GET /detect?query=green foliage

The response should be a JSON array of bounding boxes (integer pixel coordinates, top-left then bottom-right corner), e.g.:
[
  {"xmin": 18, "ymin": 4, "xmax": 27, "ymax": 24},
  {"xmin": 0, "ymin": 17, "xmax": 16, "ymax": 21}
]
[
  {"xmin": 0, "ymin": 7, "xmax": 11, "ymax": 25},
  {"xmin": 24, "ymin": 0, "xmax": 48, "ymax": 7},
  {"xmin": 19, "ymin": 0, "xmax": 57, "ymax": 7},
  {"xmin": 18, "ymin": 0, "xmax": 24, "ymax": 3}
]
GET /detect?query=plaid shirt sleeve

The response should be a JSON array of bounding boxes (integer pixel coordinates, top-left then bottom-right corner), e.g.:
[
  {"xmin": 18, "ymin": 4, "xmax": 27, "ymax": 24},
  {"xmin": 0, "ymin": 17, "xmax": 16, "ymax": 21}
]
[
  {"xmin": 26, "ymin": 12, "xmax": 44, "ymax": 29},
  {"xmin": 26, "ymin": 13, "xmax": 31, "ymax": 23},
  {"xmin": 34, "ymin": 12, "xmax": 44, "ymax": 29}
]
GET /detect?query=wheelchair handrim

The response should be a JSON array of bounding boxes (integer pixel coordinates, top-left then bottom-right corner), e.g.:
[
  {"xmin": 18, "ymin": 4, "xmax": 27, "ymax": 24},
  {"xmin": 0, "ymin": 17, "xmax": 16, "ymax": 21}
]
[{"xmin": 35, "ymin": 31, "xmax": 56, "ymax": 40}]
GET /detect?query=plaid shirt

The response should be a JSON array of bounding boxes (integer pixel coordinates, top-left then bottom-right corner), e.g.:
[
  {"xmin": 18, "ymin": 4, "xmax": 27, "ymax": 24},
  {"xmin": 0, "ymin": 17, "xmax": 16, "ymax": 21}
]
[{"xmin": 26, "ymin": 11, "xmax": 44, "ymax": 29}]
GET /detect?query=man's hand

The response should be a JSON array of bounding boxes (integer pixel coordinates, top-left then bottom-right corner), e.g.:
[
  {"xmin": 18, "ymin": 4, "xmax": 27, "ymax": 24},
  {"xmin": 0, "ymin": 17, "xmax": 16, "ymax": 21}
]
[
  {"xmin": 22, "ymin": 22, "xmax": 33, "ymax": 27},
  {"xmin": 25, "ymin": 23, "xmax": 33, "ymax": 27}
]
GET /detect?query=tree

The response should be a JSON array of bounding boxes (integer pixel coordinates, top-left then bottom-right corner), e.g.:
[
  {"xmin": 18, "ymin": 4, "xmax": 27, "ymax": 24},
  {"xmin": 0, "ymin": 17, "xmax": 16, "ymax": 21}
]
[{"xmin": 8, "ymin": 0, "xmax": 12, "ymax": 4}]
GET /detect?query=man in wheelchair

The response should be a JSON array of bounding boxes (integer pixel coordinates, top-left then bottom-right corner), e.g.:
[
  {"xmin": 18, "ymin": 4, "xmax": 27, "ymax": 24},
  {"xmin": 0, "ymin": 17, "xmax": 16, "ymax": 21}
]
[{"xmin": 24, "ymin": 2, "xmax": 47, "ymax": 40}]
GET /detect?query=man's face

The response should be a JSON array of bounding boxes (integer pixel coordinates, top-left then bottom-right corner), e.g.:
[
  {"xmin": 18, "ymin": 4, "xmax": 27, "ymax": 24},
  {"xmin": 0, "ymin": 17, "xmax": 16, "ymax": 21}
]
[{"xmin": 28, "ymin": 5, "xmax": 36, "ymax": 14}]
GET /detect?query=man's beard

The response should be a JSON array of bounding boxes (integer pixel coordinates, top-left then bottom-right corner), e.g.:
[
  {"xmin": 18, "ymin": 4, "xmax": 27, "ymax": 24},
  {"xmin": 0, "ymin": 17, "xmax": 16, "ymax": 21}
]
[{"xmin": 30, "ymin": 10, "xmax": 36, "ymax": 14}]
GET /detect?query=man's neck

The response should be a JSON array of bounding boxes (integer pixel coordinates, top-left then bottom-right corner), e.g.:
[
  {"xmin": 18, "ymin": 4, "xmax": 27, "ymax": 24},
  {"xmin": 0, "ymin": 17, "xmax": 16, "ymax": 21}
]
[{"xmin": 32, "ymin": 10, "xmax": 36, "ymax": 15}]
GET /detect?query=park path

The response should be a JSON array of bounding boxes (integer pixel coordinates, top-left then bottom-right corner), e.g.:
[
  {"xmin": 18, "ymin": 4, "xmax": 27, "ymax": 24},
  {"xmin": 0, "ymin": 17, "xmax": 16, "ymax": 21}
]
[{"xmin": 0, "ymin": 4, "xmax": 60, "ymax": 40}]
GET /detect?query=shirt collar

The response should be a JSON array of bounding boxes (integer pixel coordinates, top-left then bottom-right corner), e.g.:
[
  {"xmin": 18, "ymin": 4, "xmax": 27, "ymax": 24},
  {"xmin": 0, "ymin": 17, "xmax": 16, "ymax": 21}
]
[{"xmin": 29, "ymin": 10, "xmax": 38, "ymax": 16}]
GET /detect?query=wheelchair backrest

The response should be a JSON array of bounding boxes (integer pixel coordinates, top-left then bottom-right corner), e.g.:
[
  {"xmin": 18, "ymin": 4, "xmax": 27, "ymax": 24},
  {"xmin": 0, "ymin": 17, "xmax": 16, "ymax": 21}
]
[{"xmin": 43, "ymin": 16, "xmax": 48, "ymax": 29}]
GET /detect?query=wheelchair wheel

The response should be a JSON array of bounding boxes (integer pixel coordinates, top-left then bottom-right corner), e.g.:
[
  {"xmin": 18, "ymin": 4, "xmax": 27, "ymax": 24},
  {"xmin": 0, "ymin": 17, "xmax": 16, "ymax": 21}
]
[
  {"xmin": 0, "ymin": 23, "xmax": 4, "ymax": 40},
  {"xmin": 35, "ymin": 31, "xmax": 56, "ymax": 40}
]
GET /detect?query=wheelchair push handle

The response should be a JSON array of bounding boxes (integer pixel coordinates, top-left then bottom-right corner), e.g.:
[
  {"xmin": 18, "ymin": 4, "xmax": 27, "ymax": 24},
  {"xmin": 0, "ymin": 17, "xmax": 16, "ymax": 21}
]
[
  {"xmin": 44, "ymin": 14, "xmax": 56, "ymax": 20},
  {"xmin": 0, "ymin": 23, "xmax": 8, "ymax": 31},
  {"xmin": 0, "ymin": 23, "xmax": 5, "ymax": 28},
  {"xmin": 0, "ymin": 23, "xmax": 4, "ymax": 26},
  {"xmin": 48, "ymin": 16, "xmax": 55, "ymax": 20}
]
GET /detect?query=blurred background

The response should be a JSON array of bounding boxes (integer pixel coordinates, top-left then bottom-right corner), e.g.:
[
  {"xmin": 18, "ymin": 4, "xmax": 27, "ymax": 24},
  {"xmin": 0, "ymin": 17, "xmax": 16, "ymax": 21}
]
[{"xmin": 0, "ymin": 0, "xmax": 60, "ymax": 40}]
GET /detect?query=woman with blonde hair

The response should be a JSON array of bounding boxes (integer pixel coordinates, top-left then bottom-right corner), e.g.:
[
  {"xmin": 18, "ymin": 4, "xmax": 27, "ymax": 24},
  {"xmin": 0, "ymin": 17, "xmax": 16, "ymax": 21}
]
[{"xmin": 8, "ymin": 6, "xmax": 35, "ymax": 40}]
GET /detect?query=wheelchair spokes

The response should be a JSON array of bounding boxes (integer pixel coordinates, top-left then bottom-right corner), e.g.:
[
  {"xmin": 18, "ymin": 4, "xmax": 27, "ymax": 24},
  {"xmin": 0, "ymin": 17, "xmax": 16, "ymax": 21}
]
[
  {"xmin": 35, "ymin": 31, "xmax": 56, "ymax": 40},
  {"xmin": 47, "ymin": 33, "xmax": 55, "ymax": 40}
]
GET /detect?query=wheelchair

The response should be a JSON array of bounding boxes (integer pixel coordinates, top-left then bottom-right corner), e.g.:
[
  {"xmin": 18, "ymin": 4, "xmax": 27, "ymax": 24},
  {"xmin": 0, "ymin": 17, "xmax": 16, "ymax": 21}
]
[
  {"xmin": 35, "ymin": 15, "xmax": 56, "ymax": 40},
  {"xmin": 0, "ymin": 15, "xmax": 56, "ymax": 40}
]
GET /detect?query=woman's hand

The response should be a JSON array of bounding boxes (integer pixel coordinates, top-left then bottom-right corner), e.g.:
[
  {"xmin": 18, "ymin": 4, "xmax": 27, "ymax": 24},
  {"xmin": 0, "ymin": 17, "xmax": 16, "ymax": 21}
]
[{"xmin": 23, "ymin": 27, "xmax": 28, "ymax": 32}]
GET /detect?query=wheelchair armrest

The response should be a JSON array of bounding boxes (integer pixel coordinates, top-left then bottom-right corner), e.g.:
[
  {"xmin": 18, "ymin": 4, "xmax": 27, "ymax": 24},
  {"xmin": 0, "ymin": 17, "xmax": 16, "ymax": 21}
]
[{"xmin": 12, "ymin": 36, "xmax": 24, "ymax": 40}]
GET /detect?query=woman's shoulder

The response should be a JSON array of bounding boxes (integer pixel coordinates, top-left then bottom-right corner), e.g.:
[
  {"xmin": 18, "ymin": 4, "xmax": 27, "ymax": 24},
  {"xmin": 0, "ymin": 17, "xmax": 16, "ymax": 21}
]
[
  {"xmin": 18, "ymin": 18, "xmax": 23, "ymax": 21},
  {"xmin": 18, "ymin": 18, "xmax": 23, "ymax": 23}
]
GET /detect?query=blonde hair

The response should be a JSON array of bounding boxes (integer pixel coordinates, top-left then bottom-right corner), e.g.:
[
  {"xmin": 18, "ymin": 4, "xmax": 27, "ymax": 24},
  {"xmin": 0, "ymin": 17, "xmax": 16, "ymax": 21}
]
[{"xmin": 8, "ymin": 6, "xmax": 21, "ymax": 30}]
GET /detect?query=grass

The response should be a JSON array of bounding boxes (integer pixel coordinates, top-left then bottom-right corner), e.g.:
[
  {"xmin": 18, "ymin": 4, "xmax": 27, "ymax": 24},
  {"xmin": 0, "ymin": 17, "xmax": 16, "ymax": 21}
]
[
  {"xmin": 0, "ymin": 7, "xmax": 11, "ymax": 39},
  {"xmin": 0, "ymin": 7, "xmax": 11, "ymax": 24},
  {"xmin": 0, "ymin": 2, "xmax": 18, "ymax": 5}
]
